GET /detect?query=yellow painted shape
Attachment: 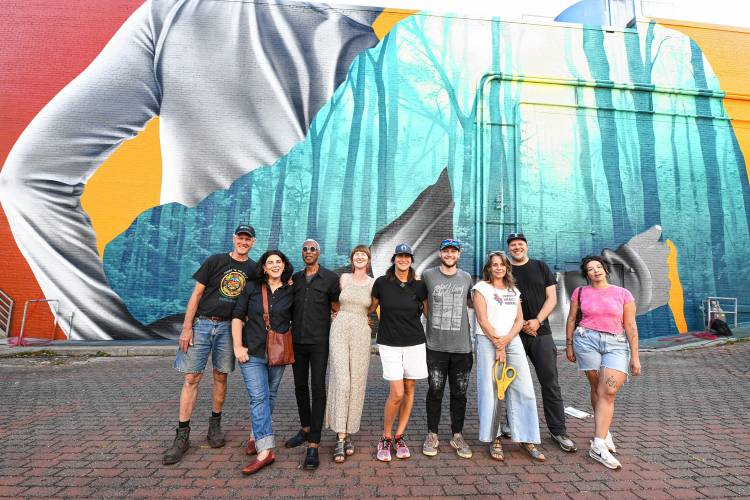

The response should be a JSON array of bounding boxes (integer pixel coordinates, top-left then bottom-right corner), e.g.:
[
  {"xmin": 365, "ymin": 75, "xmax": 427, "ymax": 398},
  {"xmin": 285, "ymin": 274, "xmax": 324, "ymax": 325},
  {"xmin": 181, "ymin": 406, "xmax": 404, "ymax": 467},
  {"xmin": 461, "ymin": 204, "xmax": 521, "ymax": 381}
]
[
  {"xmin": 372, "ymin": 8, "xmax": 417, "ymax": 40},
  {"xmin": 654, "ymin": 18, "xmax": 750, "ymax": 183},
  {"xmin": 666, "ymin": 239, "xmax": 688, "ymax": 333},
  {"xmin": 80, "ymin": 118, "xmax": 162, "ymax": 257}
]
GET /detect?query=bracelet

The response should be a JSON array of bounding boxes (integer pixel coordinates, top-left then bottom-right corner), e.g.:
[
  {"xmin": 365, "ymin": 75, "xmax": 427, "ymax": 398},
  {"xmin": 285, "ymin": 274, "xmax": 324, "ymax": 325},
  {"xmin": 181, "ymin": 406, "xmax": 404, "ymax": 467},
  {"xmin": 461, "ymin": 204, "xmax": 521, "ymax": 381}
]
[{"xmin": 565, "ymin": 341, "xmax": 573, "ymax": 346}]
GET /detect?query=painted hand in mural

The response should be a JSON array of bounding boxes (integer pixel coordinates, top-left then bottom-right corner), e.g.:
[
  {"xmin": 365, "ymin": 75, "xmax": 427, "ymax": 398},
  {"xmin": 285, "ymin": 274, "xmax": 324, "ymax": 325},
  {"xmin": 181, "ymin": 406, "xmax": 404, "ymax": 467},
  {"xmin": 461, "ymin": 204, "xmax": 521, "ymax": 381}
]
[{"xmin": 0, "ymin": 0, "xmax": 381, "ymax": 339}]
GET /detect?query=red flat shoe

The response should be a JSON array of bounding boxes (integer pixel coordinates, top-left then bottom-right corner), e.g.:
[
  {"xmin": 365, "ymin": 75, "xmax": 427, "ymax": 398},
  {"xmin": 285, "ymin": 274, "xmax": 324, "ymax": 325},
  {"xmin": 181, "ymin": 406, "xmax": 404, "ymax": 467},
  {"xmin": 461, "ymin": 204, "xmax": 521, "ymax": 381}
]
[
  {"xmin": 242, "ymin": 452, "xmax": 275, "ymax": 475},
  {"xmin": 245, "ymin": 438, "xmax": 257, "ymax": 455}
]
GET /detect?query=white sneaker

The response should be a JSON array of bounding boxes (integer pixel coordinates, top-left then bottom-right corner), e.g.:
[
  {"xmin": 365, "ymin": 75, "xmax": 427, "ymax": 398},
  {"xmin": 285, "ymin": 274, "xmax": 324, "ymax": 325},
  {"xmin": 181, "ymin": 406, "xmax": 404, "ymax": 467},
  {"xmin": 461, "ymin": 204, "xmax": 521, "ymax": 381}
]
[
  {"xmin": 605, "ymin": 432, "xmax": 616, "ymax": 454},
  {"xmin": 589, "ymin": 440, "xmax": 621, "ymax": 470}
]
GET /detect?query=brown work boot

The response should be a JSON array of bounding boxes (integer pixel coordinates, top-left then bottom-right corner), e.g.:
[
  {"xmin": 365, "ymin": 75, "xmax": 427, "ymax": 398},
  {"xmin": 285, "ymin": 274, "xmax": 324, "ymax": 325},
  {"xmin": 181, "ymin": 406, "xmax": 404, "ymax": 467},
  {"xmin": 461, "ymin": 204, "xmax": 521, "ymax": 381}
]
[
  {"xmin": 207, "ymin": 416, "xmax": 226, "ymax": 448},
  {"xmin": 163, "ymin": 427, "xmax": 190, "ymax": 465}
]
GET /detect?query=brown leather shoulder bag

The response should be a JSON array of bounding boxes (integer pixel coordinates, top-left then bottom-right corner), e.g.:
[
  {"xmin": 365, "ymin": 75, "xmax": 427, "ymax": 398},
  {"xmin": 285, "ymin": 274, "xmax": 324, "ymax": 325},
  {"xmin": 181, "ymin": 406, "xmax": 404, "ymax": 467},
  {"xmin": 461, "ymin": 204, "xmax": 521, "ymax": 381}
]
[{"xmin": 262, "ymin": 283, "xmax": 295, "ymax": 366}]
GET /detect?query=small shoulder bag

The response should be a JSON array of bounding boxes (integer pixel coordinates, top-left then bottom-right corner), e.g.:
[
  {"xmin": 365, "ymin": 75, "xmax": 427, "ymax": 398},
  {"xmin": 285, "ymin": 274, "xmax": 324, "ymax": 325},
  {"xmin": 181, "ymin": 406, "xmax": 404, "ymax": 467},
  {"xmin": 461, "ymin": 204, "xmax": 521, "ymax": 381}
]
[
  {"xmin": 574, "ymin": 286, "xmax": 584, "ymax": 328},
  {"xmin": 262, "ymin": 283, "xmax": 295, "ymax": 367}
]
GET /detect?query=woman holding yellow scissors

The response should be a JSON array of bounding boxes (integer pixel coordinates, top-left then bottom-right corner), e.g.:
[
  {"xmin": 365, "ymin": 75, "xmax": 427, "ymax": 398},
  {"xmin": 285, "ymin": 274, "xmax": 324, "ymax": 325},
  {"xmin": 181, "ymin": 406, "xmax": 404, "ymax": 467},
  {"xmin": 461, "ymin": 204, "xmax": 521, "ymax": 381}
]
[{"xmin": 473, "ymin": 251, "xmax": 545, "ymax": 462}]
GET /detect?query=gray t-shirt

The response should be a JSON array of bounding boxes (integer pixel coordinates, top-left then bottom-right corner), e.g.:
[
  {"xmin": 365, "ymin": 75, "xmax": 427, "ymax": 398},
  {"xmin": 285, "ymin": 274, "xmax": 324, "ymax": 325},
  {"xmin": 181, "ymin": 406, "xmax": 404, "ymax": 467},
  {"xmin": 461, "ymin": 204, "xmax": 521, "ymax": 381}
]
[{"xmin": 422, "ymin": 267, "xmax": 473, "ymax": 353}]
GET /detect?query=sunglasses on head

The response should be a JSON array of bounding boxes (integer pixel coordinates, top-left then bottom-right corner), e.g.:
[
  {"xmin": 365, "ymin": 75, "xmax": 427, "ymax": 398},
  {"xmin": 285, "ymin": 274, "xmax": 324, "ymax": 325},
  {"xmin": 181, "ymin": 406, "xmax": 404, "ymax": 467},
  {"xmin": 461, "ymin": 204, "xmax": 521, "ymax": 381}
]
[
  {"xmin": 302, "ymin": 246, "xmax": 319, "ymax": 252},
  {"xmin": 488, "ymin": 250, "xmax": 506, "ymax": 258}
]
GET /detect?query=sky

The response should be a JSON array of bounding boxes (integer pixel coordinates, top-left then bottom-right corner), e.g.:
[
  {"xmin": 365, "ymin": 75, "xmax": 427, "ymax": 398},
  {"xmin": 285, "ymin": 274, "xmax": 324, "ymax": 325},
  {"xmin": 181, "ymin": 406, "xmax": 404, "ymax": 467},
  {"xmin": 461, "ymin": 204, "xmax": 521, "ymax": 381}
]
[{"xmin": 326, "ymin": 0, "xmax": 750, "ymax": 29}]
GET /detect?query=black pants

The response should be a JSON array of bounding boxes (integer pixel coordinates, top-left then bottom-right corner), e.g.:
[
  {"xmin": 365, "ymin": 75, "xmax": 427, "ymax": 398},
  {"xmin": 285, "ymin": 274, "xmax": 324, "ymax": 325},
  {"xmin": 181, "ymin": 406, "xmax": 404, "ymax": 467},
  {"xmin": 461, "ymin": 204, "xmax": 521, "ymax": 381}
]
[
  {"xmin": 520, "ymin": 333, "xmax": 567, "ymax": 435},
  {"xmin": 291, "ymin": 343, "xmax": 328, "ymax": 444},
  {"xmin": 425, "ymin": 349, "xmax": 473, "ymax": 435}
]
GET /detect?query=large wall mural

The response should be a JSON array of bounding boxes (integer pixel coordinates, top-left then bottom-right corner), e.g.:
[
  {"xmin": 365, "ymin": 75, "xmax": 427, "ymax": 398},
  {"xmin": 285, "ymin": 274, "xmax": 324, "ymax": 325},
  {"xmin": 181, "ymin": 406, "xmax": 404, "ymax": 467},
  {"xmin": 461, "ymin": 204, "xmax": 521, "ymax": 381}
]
[{"xmin": 1, "ymin": 1, "xmax": 748, "ymax": 341}]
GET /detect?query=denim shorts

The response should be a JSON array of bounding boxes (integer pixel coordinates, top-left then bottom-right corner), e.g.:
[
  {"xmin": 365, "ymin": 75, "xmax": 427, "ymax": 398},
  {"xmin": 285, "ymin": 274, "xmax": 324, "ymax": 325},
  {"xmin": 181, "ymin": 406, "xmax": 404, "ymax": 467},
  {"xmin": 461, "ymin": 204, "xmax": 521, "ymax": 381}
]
[
  {"xmin": 173, "ymin": 318, "xmax": 235, "ymax": 374},
  {"xmin": 572, "ymin": 326, "xmax": 630, "ymax": 375}
]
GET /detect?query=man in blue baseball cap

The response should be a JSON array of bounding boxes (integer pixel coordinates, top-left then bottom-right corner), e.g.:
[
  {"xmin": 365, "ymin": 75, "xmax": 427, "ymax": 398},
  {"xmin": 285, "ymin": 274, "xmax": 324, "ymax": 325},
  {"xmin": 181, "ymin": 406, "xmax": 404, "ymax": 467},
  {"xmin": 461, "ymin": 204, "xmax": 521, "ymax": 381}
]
[{"xmin": 420, "ymin": 239, "xmax": 475, "ymax": 459}]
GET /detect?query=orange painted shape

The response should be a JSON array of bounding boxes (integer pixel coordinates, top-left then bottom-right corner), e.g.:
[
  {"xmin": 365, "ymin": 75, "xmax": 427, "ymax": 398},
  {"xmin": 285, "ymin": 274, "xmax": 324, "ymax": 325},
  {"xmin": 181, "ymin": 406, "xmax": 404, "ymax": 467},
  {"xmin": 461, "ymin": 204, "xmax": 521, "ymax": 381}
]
[
  {"xmin": 372, "ymin": 8, "xmax": 417, "ymax": 39},
  {"xmin": 654, "ymin": 18, "xmax": 750, "ymax": 184},
  {"xmin": 80, "ymin": 118, "xmax": 162, "ymax": 257},
  {"xmin": 666, "ymin": 239, "xmax": 688, "ymax": 334}
]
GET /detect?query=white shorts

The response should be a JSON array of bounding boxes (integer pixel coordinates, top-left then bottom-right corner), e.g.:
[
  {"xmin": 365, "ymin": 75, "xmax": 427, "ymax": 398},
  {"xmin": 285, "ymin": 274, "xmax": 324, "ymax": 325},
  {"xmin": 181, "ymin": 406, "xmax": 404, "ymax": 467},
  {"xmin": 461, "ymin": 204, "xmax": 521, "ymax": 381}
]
[{"xmin": 378, "ymin": 343, "xmax": 428, "ymax": 381}]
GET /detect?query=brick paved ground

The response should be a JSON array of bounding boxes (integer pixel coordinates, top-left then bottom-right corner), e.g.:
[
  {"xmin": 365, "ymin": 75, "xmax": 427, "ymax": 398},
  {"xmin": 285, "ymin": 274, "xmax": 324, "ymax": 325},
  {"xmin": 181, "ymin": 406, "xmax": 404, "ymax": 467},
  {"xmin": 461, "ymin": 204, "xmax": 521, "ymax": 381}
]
[{"xmin": 0, "ymin": 342, "xmax": 749, "ymax": 499}]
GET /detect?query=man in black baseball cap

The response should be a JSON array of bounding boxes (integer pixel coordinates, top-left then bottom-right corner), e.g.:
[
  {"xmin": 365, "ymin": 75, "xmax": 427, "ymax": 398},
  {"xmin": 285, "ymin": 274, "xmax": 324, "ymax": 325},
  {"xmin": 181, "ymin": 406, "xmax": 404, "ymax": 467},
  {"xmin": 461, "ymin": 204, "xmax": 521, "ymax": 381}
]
[
  {"xmin": 163, "ymin": 223, "xmax": 256, "ymax": 465},
  {"xmin": 506, "ymin": 231, "xmax": 577, "ymax": 454},
  {"xmin": 234, "ymin": 224, "xmax": 255, "ymax": 237}
]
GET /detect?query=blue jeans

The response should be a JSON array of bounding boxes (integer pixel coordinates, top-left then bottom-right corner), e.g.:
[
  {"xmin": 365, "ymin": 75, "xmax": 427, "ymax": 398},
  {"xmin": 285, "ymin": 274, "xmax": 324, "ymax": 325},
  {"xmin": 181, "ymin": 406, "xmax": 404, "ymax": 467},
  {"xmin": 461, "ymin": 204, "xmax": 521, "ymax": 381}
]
[
  {"xmin": 239, "ymin": 356, "xmax": 286, "ymax": 452},
  {"xmin": 475, "ymin": 334, "xmax": 540, "ymax": 444},
  {"xmin": 173, "ymin": 318, "xmax": 235, "ymax": 373}
]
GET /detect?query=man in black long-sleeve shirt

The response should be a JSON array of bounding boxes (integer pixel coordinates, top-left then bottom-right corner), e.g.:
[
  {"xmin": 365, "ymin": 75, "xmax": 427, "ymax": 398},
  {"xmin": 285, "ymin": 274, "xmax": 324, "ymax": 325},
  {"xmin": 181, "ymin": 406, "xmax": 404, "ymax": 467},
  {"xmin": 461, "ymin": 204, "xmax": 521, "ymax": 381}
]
[{"xmin": 285, "ymin": 239, "xmax": 340, "ymax": 470}]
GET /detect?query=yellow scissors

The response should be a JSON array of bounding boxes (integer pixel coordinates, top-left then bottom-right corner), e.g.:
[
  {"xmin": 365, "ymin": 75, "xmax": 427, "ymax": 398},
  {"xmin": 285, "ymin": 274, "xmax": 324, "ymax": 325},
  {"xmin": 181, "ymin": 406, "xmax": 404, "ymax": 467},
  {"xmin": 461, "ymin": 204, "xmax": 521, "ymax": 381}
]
[{"xmin": 494, "ymin": 359, "xmax": 516, "ymax": 400}]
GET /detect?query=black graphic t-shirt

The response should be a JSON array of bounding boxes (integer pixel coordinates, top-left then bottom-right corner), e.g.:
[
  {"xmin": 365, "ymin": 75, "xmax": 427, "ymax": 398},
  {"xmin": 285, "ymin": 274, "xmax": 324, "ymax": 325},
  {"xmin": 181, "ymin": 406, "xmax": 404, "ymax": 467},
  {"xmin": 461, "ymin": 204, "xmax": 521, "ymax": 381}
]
[
  {"xmin": 511, "ymin": 259, "xmax": 557, "ymax": 336},
  {"xmin": 372, "ymin": 276, "xmax": 428, "ymax": 347},
  {"xmin": 194, "ymin": 253, "xmax": 257, "ymax": 318}
]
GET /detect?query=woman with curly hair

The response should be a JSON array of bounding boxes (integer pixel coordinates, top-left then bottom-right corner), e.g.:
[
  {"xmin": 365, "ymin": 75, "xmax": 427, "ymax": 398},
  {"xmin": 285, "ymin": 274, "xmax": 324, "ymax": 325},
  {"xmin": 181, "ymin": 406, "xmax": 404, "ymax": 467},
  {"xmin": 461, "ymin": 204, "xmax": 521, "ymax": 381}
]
[
  {"xmin": 565, "ymin": 255, "xmax": 641, "ymax": 470},
  {"xmin": 231, "ymin": 250, "xmax": 294, "ymax": 475}
]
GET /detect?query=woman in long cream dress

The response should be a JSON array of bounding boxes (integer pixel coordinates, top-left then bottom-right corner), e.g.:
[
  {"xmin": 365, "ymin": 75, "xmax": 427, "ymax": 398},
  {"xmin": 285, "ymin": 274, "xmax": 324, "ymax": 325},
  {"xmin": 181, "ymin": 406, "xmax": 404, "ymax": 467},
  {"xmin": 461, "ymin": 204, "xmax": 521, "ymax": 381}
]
[{"xmin": 325, "ymin": 245, "xmax": 374, "ymax": 463}]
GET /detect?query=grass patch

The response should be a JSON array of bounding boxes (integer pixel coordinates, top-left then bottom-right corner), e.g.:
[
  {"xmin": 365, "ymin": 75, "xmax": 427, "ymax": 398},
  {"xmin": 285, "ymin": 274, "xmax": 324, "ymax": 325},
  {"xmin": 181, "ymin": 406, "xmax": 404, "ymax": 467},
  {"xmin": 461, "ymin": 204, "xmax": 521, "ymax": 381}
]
[{"xmin": 1, "ymin": 349, "xmax": 60, "ymax": 358}]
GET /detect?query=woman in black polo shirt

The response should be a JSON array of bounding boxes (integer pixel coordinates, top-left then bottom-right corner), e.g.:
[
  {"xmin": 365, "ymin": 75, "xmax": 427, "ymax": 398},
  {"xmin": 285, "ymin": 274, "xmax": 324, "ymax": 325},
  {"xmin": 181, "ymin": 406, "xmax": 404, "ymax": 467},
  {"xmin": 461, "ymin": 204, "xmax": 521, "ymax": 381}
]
[
  {"xmin": 231, "ymin": 250, "xmax": 294, "ymax": 475},
  {"xmin": 369, "ymin": 243, "xmax": 428, "ymax": 462}
]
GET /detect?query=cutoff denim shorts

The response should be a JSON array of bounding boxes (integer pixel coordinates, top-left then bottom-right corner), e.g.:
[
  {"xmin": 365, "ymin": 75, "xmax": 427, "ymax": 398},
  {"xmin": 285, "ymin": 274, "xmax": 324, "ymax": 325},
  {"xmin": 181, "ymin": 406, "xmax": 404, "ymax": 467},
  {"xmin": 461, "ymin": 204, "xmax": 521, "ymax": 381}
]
[
  {"xmin": 572, "ymin": 326, "xmax": 630, "ymax": 375},
  {"xmin": 173, "ymin": 318, "xmax": 235, "ymax": 374}
]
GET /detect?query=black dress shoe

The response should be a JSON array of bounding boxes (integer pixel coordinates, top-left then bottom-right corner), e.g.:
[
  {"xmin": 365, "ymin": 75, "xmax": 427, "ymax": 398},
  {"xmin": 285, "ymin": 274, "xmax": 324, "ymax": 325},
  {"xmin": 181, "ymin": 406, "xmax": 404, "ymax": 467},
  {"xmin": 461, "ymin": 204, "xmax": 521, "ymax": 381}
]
[
  {"xmin": 302, "ymin": 447, "xmax": 319, "ymax": 470},
  {"xmin": 285, "ymin": 429, "xmax": 308, "ymax": 448}
]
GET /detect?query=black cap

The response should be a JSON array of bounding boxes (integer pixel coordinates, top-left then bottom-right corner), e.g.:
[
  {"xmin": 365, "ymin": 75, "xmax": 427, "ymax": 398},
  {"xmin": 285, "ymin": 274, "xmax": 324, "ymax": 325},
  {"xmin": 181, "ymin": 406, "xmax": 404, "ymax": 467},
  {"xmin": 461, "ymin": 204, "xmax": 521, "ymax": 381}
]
[
  {"xmin": 234, "ymin": 224, "xmax": 255, "ymax": 237},
  {"xmin": 506, "ymin": 232, "xmax": 527, "ymax": 245}
]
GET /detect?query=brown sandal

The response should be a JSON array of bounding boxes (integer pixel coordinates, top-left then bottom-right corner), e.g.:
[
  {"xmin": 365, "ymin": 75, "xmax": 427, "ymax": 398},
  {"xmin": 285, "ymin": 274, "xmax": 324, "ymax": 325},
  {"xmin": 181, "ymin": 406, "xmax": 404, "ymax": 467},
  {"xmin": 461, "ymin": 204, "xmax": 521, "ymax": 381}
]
[
  {"xmin": 521, "ymin": 442, "xmax": 546, "ymax": 462},
  {"xmin": 490, "ymin": 438, "xmax": 504, "ymax": 461}
]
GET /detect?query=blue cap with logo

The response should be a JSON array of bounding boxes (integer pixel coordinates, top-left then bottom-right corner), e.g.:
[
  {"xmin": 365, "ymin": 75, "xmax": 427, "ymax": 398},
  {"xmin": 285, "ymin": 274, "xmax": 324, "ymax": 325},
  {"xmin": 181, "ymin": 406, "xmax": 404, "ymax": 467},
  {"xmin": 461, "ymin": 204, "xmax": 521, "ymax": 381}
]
[
  {"xmin": 440, "ymin": 238, "xmax": 461, "ymax": 250},
  {"xmin": 393, "ymin": 243, "xmax": 414, "ymax": 257}
]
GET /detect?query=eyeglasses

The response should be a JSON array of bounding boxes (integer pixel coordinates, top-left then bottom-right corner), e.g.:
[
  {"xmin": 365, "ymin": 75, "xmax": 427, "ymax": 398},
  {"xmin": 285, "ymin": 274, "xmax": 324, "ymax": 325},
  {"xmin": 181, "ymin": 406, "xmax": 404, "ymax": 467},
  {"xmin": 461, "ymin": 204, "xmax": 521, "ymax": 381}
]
[{"xmin": 302, "ymin": 246, "xmax": 319, "ymax": 253}]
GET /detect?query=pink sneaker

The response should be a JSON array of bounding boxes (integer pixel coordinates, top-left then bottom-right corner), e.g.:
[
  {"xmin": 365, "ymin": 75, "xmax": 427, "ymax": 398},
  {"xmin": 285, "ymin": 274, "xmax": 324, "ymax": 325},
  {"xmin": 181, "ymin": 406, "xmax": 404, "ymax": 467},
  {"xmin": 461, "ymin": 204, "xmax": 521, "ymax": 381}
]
[
  {"xmin": 377, "ymin": 437, "xmax": 392, "ymax": 462},
  {"xmin": 394, "ymin": 435, "xmax": 411, "ymax": 459}
]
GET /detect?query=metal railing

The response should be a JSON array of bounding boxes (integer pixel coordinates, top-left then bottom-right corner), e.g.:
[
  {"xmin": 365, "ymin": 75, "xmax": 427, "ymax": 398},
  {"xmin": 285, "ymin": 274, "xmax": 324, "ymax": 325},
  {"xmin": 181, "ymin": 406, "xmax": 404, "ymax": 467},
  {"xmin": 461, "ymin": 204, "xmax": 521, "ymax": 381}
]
[
  {"xmin": 18, "ymin": 299, "xmax": 59, "ymax": 346},
  {"xmin": 0, "ymin": 289, "xmax": 13, "ymax": 338},
  {"xmin": 701, "ymin": 296, "xmax": 738, "ymax": 330}
]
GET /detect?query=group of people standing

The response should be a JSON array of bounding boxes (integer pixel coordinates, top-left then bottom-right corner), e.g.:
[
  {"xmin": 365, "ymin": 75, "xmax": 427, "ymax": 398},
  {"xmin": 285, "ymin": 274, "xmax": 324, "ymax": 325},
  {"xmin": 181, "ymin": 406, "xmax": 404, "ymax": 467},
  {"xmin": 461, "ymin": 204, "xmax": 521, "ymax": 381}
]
[{"xmin": 162, "ymin": 225, "xmax": 641, "ymax": 475}]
